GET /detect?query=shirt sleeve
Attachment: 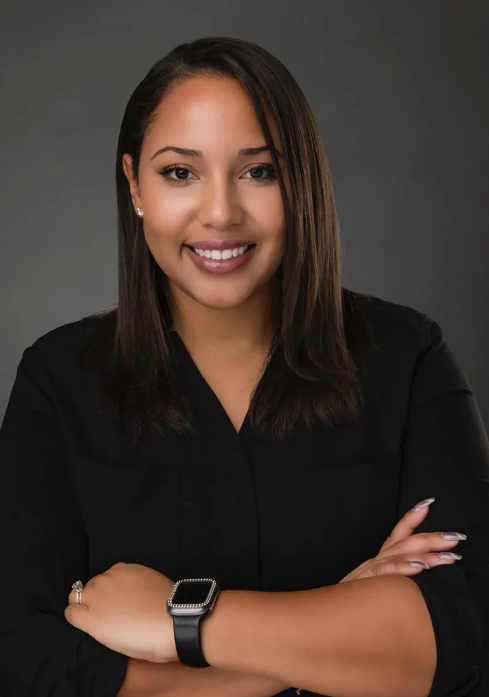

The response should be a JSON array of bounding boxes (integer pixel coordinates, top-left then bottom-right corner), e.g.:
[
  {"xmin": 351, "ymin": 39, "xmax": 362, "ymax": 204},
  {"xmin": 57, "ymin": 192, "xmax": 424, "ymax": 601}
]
[
  {"xmin": 398, "ymin": 317, "xmax": 489, "ymax": 697},
  {"xmin": 0, "ymin": 346, "xmax": 129, "ymax": 697}
]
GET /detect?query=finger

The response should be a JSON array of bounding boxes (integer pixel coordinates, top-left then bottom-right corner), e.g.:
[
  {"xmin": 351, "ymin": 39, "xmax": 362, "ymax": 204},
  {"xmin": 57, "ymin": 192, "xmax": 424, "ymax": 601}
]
[
  {"xmin": 340, "ymin": 560, "xmax": 427, "ymax": 583},
  {"xmin": 424, "ymin": 551, "xmax": 462, "ymax": 566},
  {"xmin": 364, "ymin": 554, "xmax": 458, "ymax": 579},
  {"xmin": 379, "ymin": 497, "xmax": 435, "ymax": 552},
  {"xmin": 376, "ymin": 531, "xmax": 463, "ymax": 563},
  {"xmin": 375, "ymin": 550, "xmax": 461, "ymax": 575},
  {"xmin": 68, "ymin": 584, "xmax": 91, "ymax": 606},
  {"xmin": 64, "ymin": 602, "xmax": 89, "ymax": 629},
  {"xmin": 371, "ymin": 560, "xmax": 429, "ymax": 577}
]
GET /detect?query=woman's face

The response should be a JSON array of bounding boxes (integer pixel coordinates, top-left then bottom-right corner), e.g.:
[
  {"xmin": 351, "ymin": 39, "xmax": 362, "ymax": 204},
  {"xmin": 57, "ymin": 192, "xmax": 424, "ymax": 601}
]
[{"xmin": 123, "ymin": 74, "xmax": 286, "ymax": 312}]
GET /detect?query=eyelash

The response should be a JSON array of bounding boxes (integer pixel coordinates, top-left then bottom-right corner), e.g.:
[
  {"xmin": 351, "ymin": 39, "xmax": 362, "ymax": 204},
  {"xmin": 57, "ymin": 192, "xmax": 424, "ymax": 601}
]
[{"xmin": 158, "ymin": 164, "xmax": 277, "ymax": 186}]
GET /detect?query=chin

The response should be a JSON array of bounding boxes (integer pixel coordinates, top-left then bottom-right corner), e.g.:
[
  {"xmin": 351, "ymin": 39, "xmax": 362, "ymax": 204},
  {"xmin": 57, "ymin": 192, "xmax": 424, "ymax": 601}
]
[
  {"xmin": 170, "ymin": 273, "xmax": 270, "ymax": 311},
  {"xmin": 190, "ymin": 292, "xmax": 252, "ymax": 311}
]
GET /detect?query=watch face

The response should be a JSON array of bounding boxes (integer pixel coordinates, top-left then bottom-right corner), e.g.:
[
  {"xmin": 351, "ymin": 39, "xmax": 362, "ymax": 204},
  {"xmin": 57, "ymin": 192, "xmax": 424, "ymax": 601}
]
[{"xmin": 172, "ymin": 580, "xmax": 214, "ymax": 606}]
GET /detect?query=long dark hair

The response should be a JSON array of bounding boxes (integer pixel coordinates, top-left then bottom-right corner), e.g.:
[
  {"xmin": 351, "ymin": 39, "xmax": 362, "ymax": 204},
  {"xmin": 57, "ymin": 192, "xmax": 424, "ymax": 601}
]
[{"xmin": 81, "ymin": 36, "xmax": 379, "ymax": 442}]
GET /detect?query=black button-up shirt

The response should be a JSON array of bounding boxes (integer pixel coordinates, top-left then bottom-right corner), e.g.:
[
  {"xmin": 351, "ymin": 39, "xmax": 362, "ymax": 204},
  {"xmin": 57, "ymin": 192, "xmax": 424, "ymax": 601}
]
[{"xmin": 0, "ymin": 293, "xmax": 487, "ymax": 696}]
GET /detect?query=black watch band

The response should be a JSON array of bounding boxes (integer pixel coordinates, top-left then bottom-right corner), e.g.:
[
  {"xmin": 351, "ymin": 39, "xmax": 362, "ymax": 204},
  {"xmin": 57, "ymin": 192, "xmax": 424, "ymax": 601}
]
[
  {"xmin": 172, "ymin": 613, "xmax": 210, "ymax": 667},
  {"xmin": 167, "ymin": 578, "xmax": 220, "ymax": 667}
]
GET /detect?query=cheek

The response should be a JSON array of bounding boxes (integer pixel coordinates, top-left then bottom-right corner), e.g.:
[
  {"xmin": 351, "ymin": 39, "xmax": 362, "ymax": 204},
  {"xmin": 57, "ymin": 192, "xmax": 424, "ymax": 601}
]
[
  {"xmin": 261, "ymin": 193, "xmax": 286, "ymax": 246},
  {"xmin": 141, "ymin": 178, "xmax": 192, "ymax": 248},
  {"xmin": 141, "ymin": 200, "xmax": 189, "ymax": 263},
  {"xmin": 250, "ymin": 190, "xmax": 285, "ymax": 245},
  {"xmin": 262, "ymin": 217, "xmax": 286, "ymax": 264},
  {"xmin": 142, "ymin": 222, "xmax": 184, "ymax": 280},
  {"xmin": 153, "ymin": 191, "xmax": 192, "ymax": 222}
]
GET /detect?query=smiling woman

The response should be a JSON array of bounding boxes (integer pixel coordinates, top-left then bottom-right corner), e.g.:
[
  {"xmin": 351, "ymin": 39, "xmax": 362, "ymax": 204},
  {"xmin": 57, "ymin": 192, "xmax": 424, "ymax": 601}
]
[
  {"xmin": 107, "ymin": 39, "xmax": 371, "ymax": 442},
  {"xmin": 120, "ymin": 71, "xmax": 290, "ymax": 377},
  {"xmin": 0, "ymin": 34, "xmax": 488, "ymax": 697}
]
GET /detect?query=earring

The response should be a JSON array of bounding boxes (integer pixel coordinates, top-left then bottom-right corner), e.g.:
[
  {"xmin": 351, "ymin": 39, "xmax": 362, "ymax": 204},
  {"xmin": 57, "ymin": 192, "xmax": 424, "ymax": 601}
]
[{"xmin": 136, "ymin": 207, "xmax": 143, "ymax": 217}]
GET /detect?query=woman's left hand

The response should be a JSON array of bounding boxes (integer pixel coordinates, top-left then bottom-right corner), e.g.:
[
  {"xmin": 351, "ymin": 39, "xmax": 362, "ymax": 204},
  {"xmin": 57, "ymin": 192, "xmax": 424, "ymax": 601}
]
[{"xmin": 65, "ymin": 562, "xmax": 178, "ymax": 663}]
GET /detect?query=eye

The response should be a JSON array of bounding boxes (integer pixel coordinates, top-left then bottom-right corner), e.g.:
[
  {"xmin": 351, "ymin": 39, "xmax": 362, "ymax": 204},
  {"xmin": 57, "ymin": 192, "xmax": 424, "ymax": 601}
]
[
  {"xmin": 158, "ymin": 164, "xmax": 277, "ymax": 186},
  {"xmin": 242, "ymin": 165, "xmax": 277, "ymax": 183},
  {"xmin": 158, "ymin": 165, "xmax": 195, "ymax": 186}
]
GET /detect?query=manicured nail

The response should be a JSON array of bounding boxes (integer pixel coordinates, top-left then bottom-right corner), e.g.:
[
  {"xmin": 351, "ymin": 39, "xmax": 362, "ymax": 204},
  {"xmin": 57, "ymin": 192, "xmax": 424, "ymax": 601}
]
[
  {"xmin": 412, "ymin": 497, "xmax": 435, "ymax": 511},
  {"xmin": 438, "ymin": 552, "xmax": 462, "ymax": 560},
  {"xmin": 441, "ymin": 532, "xmax": 467, "ymax": 540},
  {"xmin": 409, "ymin": 561, "xmax": 430, "ymax": 569}
]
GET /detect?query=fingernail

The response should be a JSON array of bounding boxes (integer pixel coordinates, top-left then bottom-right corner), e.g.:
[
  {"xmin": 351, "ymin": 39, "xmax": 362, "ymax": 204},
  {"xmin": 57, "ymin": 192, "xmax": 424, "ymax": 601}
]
[
  {"xmin": 412, "ymin": 497, "xmax": 435, "ymax": 511},
  {"xmin": 441, "ymin": 532, "xmax": 467, "ymax": 540},
  {"xmin": 438, "ymin": 552, "xmax": 462, "ymax": 560},
  {"xmin": 409, "ymin": 561, "xmax": 430, "ymax": 569}
]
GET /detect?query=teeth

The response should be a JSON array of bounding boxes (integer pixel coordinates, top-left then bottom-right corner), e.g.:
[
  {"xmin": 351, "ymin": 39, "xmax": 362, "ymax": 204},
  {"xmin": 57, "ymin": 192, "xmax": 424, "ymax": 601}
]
[{"xmin": 191, "ymin": 245, "xmax": 253, "ymax": 260}]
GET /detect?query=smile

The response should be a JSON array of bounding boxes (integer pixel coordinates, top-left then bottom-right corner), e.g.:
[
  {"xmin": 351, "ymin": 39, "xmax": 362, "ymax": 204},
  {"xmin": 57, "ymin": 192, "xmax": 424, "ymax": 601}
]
[
  {"xmin": 185, "ymin": 244, "xmax": 256, "ymax": 260},
  {"xmin": 183, "ymin": 243, "xmax": 257, "ymax": 274}
]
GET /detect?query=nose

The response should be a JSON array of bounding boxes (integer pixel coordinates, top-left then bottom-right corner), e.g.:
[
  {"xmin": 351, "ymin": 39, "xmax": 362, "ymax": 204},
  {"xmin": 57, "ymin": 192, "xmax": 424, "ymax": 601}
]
[{"xmin": 197, "ymin": 174, "xmax": 244, "ymax": 230}]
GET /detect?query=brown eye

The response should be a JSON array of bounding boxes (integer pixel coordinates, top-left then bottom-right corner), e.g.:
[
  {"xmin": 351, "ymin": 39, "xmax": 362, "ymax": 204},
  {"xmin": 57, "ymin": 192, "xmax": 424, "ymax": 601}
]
[
  {"xmin": 243, "ymin": 166, "xmax": 277, "ymax": 183},
  {"xmin": 158, "ymin": 164, "xmax": 277, "ymax": 186},
  {"xmin": 159, "ymin": 165, "xmax": 193, "ymax": 185}
]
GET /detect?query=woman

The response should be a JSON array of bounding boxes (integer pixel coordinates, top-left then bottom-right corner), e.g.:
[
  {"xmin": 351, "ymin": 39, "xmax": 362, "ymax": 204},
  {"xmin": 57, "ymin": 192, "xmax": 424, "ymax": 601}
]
[{"xmin": 0, "ymin": 36, "xmax": 487, "ymax": 697}]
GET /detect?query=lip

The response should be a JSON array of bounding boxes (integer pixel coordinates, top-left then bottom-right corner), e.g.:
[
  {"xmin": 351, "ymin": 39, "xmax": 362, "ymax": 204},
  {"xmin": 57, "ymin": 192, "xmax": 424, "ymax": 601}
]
[
  {"xmin": 183, "ymin": 244, "xmax": 256, "ymax": 274},
  {"xmin": 184, "ymin": 239, "xmax": 254, "ymax": 251}
]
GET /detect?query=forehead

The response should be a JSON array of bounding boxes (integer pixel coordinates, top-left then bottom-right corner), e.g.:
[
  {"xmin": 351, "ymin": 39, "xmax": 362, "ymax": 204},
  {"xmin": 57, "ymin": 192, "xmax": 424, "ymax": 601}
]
[{"xmin": 144, "ymin": 75, "xmax": 280, "ymax": 153}]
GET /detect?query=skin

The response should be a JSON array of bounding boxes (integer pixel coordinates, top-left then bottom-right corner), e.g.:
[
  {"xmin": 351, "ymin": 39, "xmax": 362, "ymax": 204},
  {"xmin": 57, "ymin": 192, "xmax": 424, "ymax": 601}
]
[
  {"xmin": 122, "ymin": 74, "xmax": 288, "ymax": 357},
  {"xmin": 64, "ymin": 76, "xmax": 295, "ymax": 696},
  {"xmin": 63, "ymin": 496, "xmax": 455, "ymax": 695},
  {"xmin": 63, "ymin": 77, "xmax": 448, "ymax": 697}
]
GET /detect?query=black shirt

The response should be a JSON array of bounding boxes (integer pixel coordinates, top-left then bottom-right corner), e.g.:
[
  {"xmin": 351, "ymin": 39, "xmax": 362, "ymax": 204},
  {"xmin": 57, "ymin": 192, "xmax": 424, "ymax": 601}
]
[{"xmin": 0, "ymin": 292, "xmax": 488, "ymax": 697}]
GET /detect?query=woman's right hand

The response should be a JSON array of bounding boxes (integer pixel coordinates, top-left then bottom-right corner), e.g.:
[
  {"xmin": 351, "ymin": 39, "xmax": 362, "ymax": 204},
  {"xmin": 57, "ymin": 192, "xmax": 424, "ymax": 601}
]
[{"xmin": 339, "ymin": 498, "xmax": 466, "ymax": 583}]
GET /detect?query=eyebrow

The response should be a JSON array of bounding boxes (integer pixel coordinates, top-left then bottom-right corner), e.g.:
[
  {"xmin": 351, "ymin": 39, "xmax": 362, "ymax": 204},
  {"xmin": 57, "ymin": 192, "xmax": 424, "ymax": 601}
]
[{"xmin": 150, "ymin": 145, "xmax": 284, "ymax": 161}]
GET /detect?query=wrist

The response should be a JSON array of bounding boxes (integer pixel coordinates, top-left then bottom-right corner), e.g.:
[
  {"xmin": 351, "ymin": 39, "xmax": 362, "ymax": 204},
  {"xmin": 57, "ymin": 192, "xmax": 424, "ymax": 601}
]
[{"xmin": 200, "ymin": 588, "xmax": 234, "ymax": 668}]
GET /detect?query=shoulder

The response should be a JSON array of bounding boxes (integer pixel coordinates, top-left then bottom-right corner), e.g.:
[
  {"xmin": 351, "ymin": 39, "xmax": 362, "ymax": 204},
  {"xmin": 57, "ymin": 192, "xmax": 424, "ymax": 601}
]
[
  {"xmin": 19, "ymin": 309, "xmax": 116, "ymax": 380},
  {"xmin": 342, "ymin": 287, "xmax": 440, "ymax": 358},
  {"xmin": 5, "ymin": 311, "xmax": 116, "ymax": 419},
  {"xmin": 343, "ymin": 290, "xmax": 465, "ymax": 411}
]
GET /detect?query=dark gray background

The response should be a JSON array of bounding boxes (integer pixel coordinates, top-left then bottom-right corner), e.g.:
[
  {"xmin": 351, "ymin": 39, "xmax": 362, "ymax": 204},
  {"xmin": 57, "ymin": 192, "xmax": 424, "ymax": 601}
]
[{"xmin": 1, "ymin": 0, "xmax": 488, "ymax": 427}]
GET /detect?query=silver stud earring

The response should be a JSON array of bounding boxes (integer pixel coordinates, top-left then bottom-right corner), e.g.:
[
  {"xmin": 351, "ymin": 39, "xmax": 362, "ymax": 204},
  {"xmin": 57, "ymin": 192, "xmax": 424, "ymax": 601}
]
[{"xmin": 136, "ymin": 207, "xmax": 143, "ymax": 217}]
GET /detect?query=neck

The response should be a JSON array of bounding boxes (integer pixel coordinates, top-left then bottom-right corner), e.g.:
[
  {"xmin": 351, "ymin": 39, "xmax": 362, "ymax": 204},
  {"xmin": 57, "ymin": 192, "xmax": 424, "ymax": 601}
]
[{"xmin": 168, "ymin": 282, "xmax": 275, "ymax": 356}]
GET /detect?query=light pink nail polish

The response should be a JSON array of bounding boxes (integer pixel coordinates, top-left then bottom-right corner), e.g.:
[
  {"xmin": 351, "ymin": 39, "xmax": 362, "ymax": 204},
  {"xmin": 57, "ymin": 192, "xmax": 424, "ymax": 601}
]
[{"xmin": 412, "ymin": 497, "xmax": 435, "ymax": 511}]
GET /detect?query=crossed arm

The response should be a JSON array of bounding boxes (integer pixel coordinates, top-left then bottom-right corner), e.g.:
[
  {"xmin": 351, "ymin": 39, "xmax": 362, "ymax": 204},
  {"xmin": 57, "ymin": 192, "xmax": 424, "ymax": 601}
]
[{"xmin": 118, "ymin": 575, "xmax": 436, "ymax": 697}]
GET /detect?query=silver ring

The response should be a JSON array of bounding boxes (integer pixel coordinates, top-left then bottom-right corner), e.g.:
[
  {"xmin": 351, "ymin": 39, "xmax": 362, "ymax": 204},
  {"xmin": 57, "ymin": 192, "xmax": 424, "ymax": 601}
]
[{"xmin": 72, "ymin": 580, "xmax": 85, "ymax": 605}]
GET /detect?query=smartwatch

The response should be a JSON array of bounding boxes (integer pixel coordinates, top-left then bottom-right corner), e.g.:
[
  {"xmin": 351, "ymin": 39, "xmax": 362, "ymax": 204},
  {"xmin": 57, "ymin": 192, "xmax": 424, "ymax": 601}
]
[{"xmin": 166, "ymin": 578, "xmax": 220, "ymax": 667}]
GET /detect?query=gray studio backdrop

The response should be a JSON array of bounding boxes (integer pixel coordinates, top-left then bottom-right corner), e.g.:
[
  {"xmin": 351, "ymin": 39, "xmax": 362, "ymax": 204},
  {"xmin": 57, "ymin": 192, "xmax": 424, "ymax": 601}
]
[{"xmin": 1, "ymin": 1, "xmax": 488, "ymax": 427}]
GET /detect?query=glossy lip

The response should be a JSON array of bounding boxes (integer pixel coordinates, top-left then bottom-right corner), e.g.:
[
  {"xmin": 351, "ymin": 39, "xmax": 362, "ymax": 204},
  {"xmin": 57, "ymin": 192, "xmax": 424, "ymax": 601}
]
[
  {"xmin": 183, "ymin": 244, "xmax": 256, "ymax": 274},
  {"xmin": 184, "ymin": 239, "xmax": 255, "ymax": 251}
]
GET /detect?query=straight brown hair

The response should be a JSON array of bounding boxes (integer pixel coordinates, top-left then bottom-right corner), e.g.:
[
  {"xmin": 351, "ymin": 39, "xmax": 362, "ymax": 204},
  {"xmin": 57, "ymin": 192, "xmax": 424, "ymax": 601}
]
[{"xmin": 81, "ymin": 36, "xmax": 379, "ymax": 442}]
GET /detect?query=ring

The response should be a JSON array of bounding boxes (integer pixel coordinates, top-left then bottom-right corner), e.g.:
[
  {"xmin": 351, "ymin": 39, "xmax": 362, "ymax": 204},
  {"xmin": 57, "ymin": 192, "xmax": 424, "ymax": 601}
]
[{"xmin": 72, "ymin": 580, "xmax": 85, "ymax": 605}]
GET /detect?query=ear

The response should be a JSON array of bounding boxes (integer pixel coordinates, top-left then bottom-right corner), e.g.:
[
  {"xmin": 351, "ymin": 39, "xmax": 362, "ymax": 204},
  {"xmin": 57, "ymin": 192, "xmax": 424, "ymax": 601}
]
[{"xmin": 122, "ymin": 153, "xmax": 142, "ymax": 211}]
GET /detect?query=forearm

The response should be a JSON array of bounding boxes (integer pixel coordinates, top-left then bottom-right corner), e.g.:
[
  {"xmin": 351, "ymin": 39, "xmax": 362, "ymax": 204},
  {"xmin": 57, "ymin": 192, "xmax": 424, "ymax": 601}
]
[
  {"xmin": 117, "ymin": 657, "xmax": 289, "ymax": 697},
  {"xmin": 202, "ymin": 576, "xmax": 437, "ymax": 697}
]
